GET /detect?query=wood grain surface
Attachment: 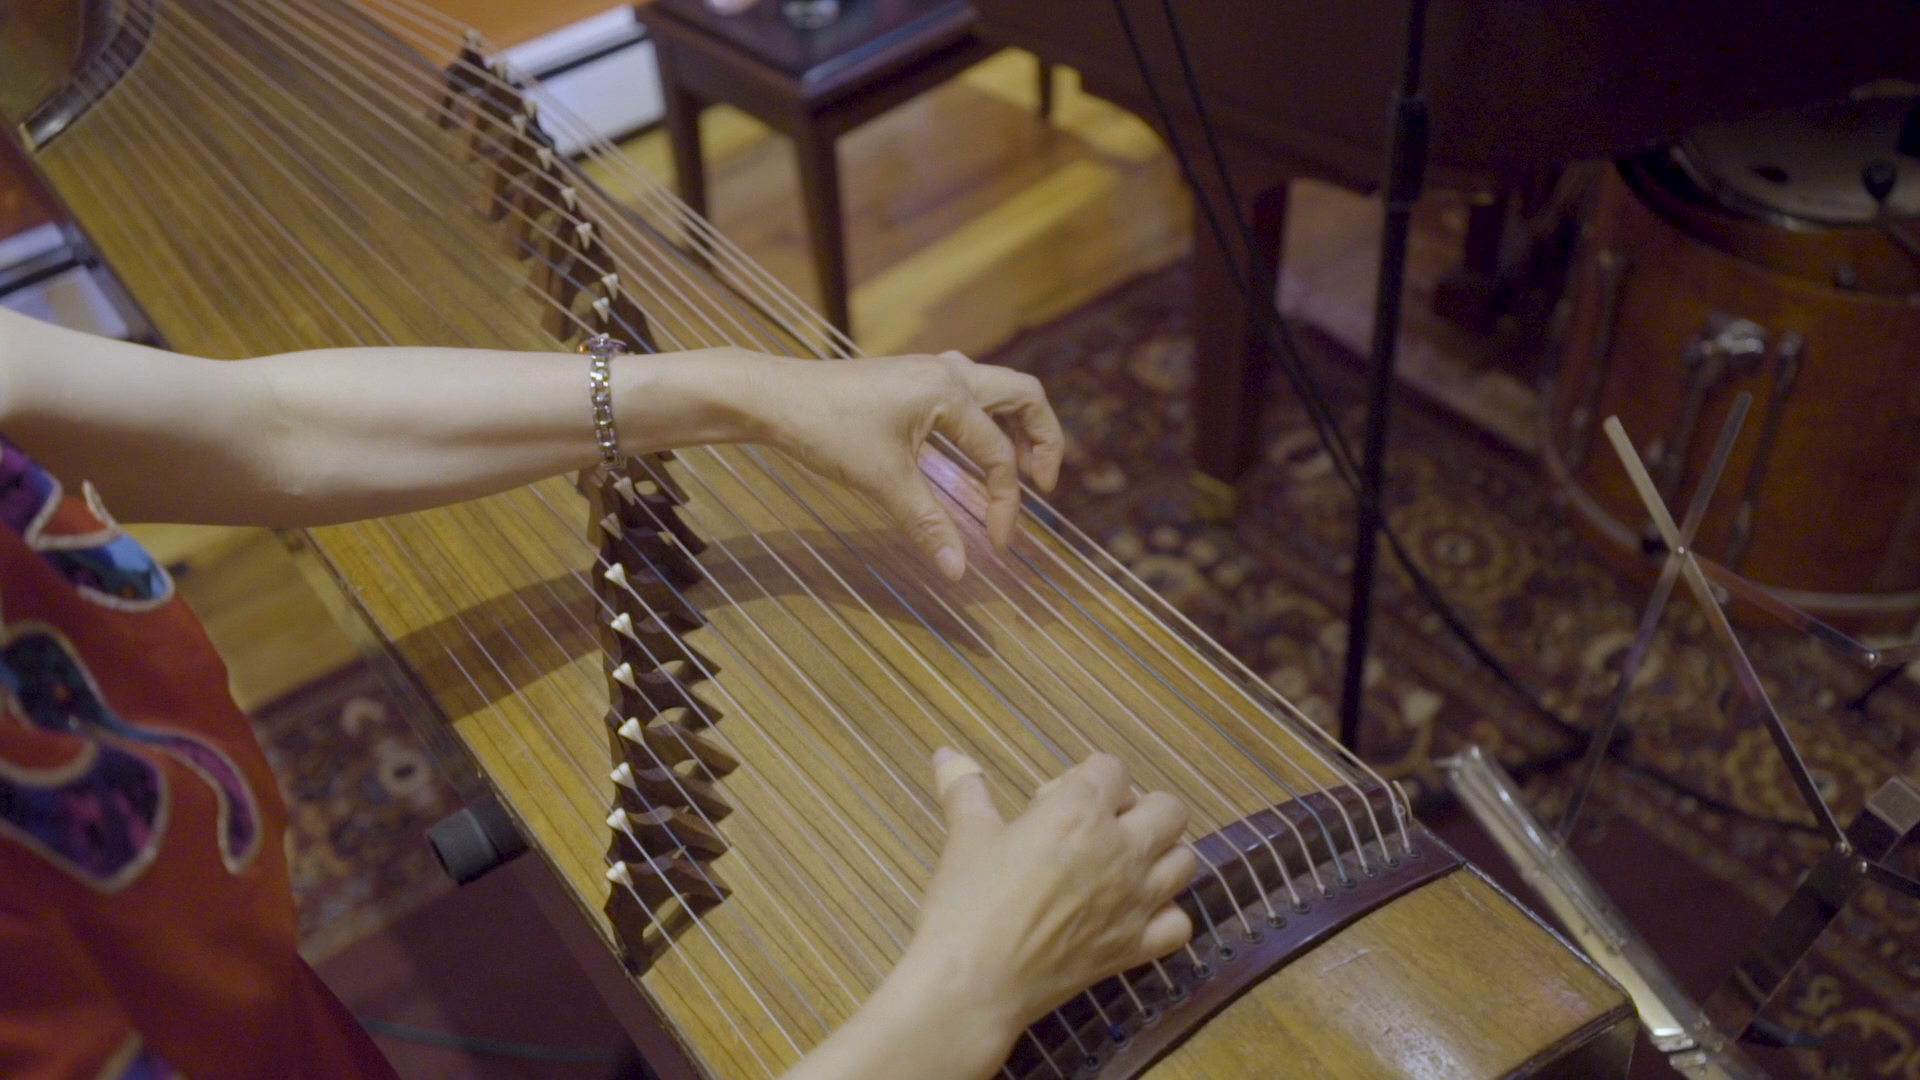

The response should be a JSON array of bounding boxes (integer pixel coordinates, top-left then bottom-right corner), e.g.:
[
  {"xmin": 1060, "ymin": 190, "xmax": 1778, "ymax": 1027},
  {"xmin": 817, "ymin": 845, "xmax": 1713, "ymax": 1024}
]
[{"xmin": 11, "ymin": 1, "xmax": 1631, "ymax": 1076}]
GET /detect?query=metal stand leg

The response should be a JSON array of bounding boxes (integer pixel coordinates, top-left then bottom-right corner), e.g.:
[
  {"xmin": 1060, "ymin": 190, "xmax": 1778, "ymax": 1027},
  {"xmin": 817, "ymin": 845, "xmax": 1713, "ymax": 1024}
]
[
  {"xmin": 1704, "ymin": 773, "xmax": 1920, "ymax": 1039},
  {"xmin": 1338, "ymin": 0, "xmax": 1431, "ymax": 752}
]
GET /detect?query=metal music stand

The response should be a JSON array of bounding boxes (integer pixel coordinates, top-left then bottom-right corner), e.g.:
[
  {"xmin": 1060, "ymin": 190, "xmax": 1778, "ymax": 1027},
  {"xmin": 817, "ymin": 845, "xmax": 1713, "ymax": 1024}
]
[{"xmin": 1444, "ymin": 395, "xmax": 1920, "ymax": 1079}]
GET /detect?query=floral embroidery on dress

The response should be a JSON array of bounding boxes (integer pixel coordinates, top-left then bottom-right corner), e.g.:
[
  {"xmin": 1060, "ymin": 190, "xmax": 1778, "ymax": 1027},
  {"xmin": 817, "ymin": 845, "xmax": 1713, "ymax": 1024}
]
[
  {"xmin": 0, "ymin": 438, "xmax": 172, "ymax": 611},
  {"xmin": 0, "ymin": 623, "xmax": 260, "ymax": 881}
]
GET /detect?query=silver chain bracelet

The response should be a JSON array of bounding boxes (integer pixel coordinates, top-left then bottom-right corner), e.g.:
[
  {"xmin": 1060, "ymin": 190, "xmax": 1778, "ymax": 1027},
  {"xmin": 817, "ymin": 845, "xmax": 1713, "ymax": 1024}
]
[{"xmin": 580, "ymin": 333, "xmax": 630, "ymax": 470}]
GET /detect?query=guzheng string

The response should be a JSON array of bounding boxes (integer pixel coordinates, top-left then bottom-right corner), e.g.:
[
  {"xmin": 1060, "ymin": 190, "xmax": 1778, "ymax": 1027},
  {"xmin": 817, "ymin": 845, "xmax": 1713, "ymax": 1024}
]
[
  {"xmin": 86, "ymin": 25, "xmax": 863, "ymax": 1068},
  {"xmin": 363, "ymin": 1, "xmax": 1417, "ymax": 859},
  {"xmin": 57, "ymin": 0, "xmax": 1421, "ymax": 1072},
  {"xmin": 97, "ymin": 6, "xmax": 1136, "ymax": 1060},
  {"xmin": 183, "ymin": 0, "xmax": 1367, "ymax": 1037},
  {"xmin": 217, "ymin": 0, "xmax": 1351, "ymax": 887}
]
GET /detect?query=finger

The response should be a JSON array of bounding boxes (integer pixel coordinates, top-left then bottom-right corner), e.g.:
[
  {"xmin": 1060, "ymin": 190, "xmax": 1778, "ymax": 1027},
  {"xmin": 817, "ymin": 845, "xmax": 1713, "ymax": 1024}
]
[
  {"xmin": 877, "ymin": 464, "xmax": 969, "ymax": 581},
  {"xmin": 1118, "ymin": 790, "xmax": 1189, "ymax": 860},
  {"xmin": 1137, "ymin": 902, "xmax": 1195, "ymax": 963},
  {"xmin": 1034, "ymin": 772, "xmax": 1137, "ymax": 815},
  {"xmin": 1142, "ymin": 843, "xmax": 1198, "ymax": 906},
  {"xmin": 1059, "ymin": 753, "xmax": 1132, "ymax": 813},
  {"xmin": 932, "ymin": 748, "xmax": 1002, "ymax": 839},
  {"xmin": 953, "ymin": 359, "xmax": 1064, "ymax": 493},
  {"xmin": 944, "ymin": 402, "xmax": 1021, "ymax": 551},
  {"xmin": 1003, "ymin": 417, "xmax": 1035, "ymax": 482}
]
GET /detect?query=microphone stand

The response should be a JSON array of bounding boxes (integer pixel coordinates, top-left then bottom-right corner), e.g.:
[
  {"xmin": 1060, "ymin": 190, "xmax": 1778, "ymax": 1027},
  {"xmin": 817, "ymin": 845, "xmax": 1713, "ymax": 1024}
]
[{"xmin": 1339, "ymin": 0, "xmax": 1431, "ymax": 751}]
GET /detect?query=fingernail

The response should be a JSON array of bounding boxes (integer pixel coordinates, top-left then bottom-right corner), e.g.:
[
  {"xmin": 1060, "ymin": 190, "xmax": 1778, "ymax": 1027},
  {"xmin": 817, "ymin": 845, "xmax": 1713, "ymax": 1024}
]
[{"xmin": 936, "ymin": 546, "xmax": 965, "ymax": 580}]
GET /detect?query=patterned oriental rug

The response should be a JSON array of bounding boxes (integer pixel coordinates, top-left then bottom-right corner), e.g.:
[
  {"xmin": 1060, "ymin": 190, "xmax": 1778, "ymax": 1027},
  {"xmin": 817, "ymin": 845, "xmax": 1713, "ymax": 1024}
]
[
  {"xmin": 250, "ymin": 664, "xmax": 458, "ymax": 962},
  {"xmin": 980, "ymin": 260, "xmax": 1920, "ymax": 1080}
]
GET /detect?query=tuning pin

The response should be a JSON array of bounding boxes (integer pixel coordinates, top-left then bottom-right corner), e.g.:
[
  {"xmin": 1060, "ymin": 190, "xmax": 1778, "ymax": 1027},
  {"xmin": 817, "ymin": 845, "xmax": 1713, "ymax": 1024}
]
[
  {"xmin": 611, "ymin": 663, "xmax": 640, "ymax": 692},
  {"xmin": 604, "ymin": 562, "xmax": 630, "ymax": 588}
]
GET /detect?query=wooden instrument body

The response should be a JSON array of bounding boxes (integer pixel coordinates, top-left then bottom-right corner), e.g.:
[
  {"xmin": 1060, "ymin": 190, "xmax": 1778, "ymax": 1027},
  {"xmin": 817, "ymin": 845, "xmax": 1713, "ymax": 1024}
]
[
  {"xmin": 5, "ymin": 2, "xmax": 1631, "ymax": 1076},
  {"xmin": 1547, "ymin": 163, "xmax": 1920, "ymax": 626}
]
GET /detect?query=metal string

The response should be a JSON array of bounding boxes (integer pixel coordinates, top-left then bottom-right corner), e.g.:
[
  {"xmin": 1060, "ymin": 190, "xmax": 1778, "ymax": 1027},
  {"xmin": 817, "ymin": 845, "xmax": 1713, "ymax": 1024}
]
[
  {"xmin": 707, "ymin": 448, "xmax": 1289, "ymax": 917},
  {"xmin": 217, "ymin": 0, "xmax": 1351, "ymax": 968},
  {"xmin": 139, "ymin": 12, "xmax": 1125, "ymax": 1039},
  {"xmin": 93, "ymin": 23, "xmax": 915, "ymax": 1066},
  {"xmin": 71, "ymin": 0, "xmax": 1413, "ymax": 1060},
  {"xmin": 58, "ymin": 82, "xmax": 793, "ymax": 1080}
]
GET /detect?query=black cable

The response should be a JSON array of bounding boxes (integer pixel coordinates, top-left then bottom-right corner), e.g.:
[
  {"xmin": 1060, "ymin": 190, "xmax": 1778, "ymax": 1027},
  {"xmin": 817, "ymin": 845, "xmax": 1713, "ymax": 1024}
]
[{"xmin": 1108, "ymin": 0, "xmax": 1829, "ymax": 836}]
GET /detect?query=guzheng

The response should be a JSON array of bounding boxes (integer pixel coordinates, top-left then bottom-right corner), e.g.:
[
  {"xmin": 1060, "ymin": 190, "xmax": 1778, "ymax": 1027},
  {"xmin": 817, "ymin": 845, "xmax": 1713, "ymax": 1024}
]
[{"xmin": 1, "ymin": 2, "xmax": 1635, "ymax": 1076}]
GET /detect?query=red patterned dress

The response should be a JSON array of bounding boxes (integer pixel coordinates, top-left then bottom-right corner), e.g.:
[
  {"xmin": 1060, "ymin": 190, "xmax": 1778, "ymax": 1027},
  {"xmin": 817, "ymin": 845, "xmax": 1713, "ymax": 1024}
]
[{"xmin": 0, "ymin": 437, "xmax": 397, "ymax": 1079}]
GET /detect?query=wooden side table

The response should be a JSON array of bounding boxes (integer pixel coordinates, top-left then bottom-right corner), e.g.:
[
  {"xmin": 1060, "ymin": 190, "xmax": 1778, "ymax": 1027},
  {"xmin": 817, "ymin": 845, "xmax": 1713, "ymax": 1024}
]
[{"xmin": 638, "ymin": 0, "xmax": 1050, "ymax": 338}]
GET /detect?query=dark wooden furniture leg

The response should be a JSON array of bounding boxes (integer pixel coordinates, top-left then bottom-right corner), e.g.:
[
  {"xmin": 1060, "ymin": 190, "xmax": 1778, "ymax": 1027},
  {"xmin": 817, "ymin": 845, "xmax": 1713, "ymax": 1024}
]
[
  {"xmin": 792, "ymin": 124, "xmax": 851, "ymax": 336},
  {"xmin": 659, "ymin": 48, "xmax": 709, "ymax": 221},
  {"xmin": 1189, "ymin": 181, "xmax": 1288, "ymax": 515},
  {"xmin": 1432, "ymin": 188, "xmax": 1508, "ymax": 332},
  {"xmin": 1037, "ymin": 56, "xmax": 1054, "ymax": 120}
]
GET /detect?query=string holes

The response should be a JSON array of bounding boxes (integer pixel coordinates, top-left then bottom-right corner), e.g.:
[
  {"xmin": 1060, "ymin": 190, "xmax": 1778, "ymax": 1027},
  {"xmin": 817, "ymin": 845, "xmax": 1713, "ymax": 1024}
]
[
  {"xmin": 1108, "ymin": 1024, "xmax": 1128, "ymax": 1046},
  {"xmin": 1167, "ymin": 985, "xmax": 1189, "ymax": 1004},
  {"xmin": 1192, "ymin": 962, "xmax": 1214, "ymax": 981},
  {"xmin": 1364, "ymin": 862, "xmax": 1380, "ymax": 878},
  {"xmin": 1266, "ymin": 912, "xmax": 1286, "ymax": 929},
  {"xmin": 1140, "ymin": 1007, "xmax": 1162, "ymax": 1027},
  {"xmin": 1405, "ymin": 846, "xmax": 1423, "ymax": 861},
  {"xmin": 1293, "ymin": 900, "xmax": 1312, "ymax": 916},
  {"xmin": 1341, "ymin": 875, "xmax": 1359, "ymax": 889},
  {"xmin": 1216, "ymin": 944, "xmax": 1236, "ymax": 963},
  {"xmin": 1082, "ymin": 1054, "xmax": 1101, "ymax": 1072},
  {"xmin": 1384, "ymin": 855, "xmax": 1401, "ymax": 870},
  {"xmin": 1244, "ymin": 926, "xmax": 1264, "ymax": 944}
]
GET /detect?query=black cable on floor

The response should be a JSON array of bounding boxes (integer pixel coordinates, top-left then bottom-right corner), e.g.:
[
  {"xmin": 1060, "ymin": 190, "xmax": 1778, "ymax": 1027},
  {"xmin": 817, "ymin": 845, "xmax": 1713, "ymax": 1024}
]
[{"xmin": 1108, "ymin": 0, "xmax": 1830, "ymax": 836}]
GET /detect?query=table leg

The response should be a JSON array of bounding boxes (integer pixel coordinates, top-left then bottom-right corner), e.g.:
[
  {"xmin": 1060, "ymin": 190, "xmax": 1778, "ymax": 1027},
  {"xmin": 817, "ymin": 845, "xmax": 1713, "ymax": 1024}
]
[
  {"xmin": 658, "ymin": 49, "xmax": 708, "ymax": 223},
  {"xmin": 1190, "ymin": 181, "xmax": 1289, "ymax": 504},
  {"xmin": 793, "ymin": 126, "xmax": 851, "ymax": 337}
]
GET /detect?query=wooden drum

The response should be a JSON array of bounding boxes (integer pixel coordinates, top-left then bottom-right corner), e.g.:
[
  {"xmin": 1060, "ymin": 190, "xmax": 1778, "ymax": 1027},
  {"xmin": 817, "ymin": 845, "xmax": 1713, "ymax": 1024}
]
[{"xmin": 1546, "ymin": 102, "xmax": 1920, "ymax": 629}]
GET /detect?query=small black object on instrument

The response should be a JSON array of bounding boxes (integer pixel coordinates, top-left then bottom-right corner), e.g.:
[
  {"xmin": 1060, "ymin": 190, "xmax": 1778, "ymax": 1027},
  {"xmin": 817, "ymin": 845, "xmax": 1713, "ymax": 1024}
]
[{"xmin": 428, "ymin": 794, "xmax": 530, "ymax": 885}]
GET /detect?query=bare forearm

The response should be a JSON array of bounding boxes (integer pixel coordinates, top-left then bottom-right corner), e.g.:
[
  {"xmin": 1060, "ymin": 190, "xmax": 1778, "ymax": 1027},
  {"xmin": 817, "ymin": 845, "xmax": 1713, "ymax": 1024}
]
[
  {"xmin": 0, "ymin": 308, "xmax": 776, "ymax": 526},
  {"xmin": 205, "ymin": 345, "xmax": 770, "ymax": 525}
]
